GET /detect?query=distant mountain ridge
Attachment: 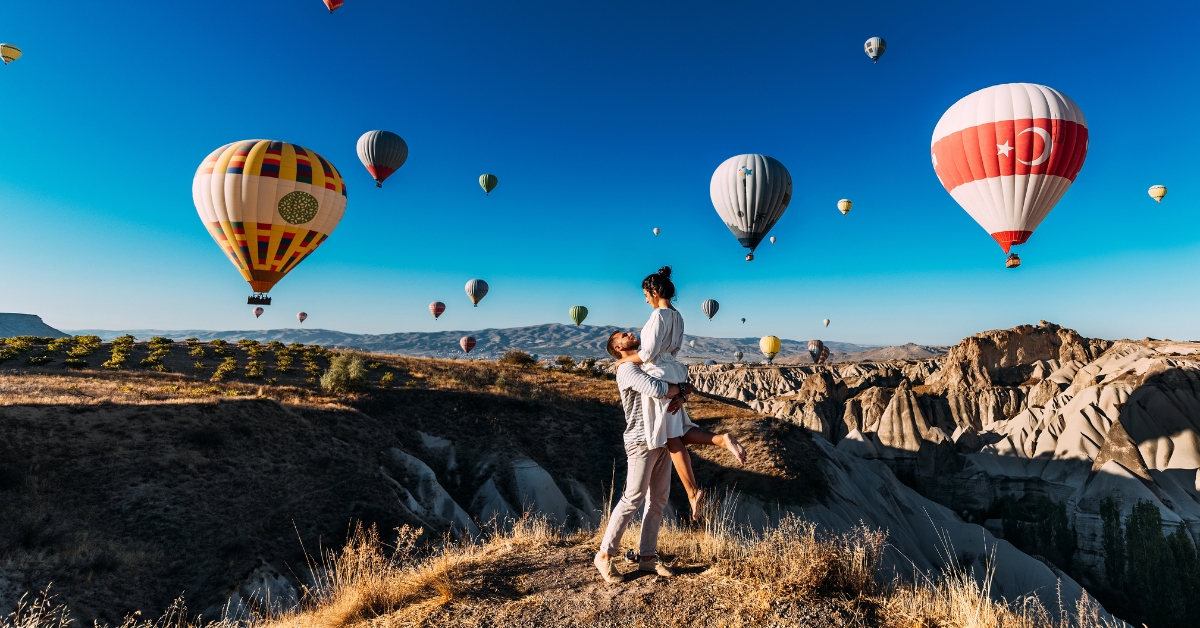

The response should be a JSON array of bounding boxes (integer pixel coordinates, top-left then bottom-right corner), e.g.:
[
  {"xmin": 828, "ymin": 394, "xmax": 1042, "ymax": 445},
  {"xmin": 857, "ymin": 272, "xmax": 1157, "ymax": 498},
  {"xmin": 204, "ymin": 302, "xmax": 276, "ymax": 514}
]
[
  {"xmin": 64, "ymin": 323, "xmax": 889, "ymax": 362},
  {"xmin": 0, "ymin": 313, "xmax": 68, "ymax": 339}
]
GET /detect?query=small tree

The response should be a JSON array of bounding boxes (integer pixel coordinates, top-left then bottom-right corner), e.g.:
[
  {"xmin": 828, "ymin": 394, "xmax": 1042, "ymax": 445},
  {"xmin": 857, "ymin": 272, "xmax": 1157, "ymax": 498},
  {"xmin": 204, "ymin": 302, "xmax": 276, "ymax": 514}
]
[
  {"xmin": 555, "ymin": 355, "xmax": 575, "ymax": 371},
  {"xmin": 498, "ymin": 350, "xmax": 537, "ymax": 368},
  {"xmin": 321, "ymin": 352, "xmax": 368, "ymax": 394}
]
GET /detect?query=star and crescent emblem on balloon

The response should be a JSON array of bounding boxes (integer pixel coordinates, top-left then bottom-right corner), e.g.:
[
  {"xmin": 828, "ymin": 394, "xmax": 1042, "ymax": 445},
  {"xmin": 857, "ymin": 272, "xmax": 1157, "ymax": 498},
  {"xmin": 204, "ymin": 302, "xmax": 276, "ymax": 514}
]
[
  {"xmin": 997, "ymin": 141, "xmax": 1013, "ymax": 157},
  {"xmin": 995, "ymin": 128, "xmax": 1053, "ymax": 164}
]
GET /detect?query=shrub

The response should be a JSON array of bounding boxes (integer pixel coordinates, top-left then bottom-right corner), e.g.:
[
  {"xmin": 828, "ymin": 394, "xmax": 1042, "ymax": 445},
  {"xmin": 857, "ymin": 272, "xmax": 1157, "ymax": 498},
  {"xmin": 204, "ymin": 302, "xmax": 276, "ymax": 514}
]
[
  {"xmin": 499, "ymin": 350, "xmax": 538, "ymax": 368},
  {"xmin": 379, "ymin": 372, "xmax": 395, "ymax": 388},
  {"xmin": 245, "ymin": 360, "xmax": 265, "ymax": 379},
  {"xmin": 267, "ymin": 341, "xmax": 284, "ymax": 350},
  {"xmin": 47, "ymin": 337, "xmax": 73, "ymax": 352},
  {"xmin": 193, "ymin": 361, "xmax": 206, "ymax": 373},
  {"xmin": 67, "ymin": 335, "xmax": 101, "ymax": 359},
  {"xmin": 63, "ymin": 358, "xmax": 88, "ymax": 369},
  {"xmin": 320, "ymin": 352, "xmax": 368, "ymax": 394},
  {"xmin": 26, "ymin": 355, "xmax": 52, "ymax": 366},
  {"xmin": 211, "ymin": 357, "xmax": 237, "ymax": 381},
  {"xmin": 275, "ymin": 351, "xmax": 294, "ymax": 373},
  {"xmin": 555, "ymin": 355, "xmax": 575, "ymax": 371},
  {"xmin": 102, "ymin": 335, "xmax": 135, "ymax": 369},
  {"xmin": 0, "ymin": 338, "xmax": 32, "ymax": 363}
]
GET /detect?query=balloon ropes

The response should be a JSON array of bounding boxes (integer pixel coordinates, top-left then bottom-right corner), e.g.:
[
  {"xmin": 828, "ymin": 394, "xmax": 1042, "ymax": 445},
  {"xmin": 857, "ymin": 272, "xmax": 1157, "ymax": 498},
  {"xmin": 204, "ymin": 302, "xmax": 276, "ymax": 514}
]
[
  {"xmin": 429, "ymin": 302, "xmax": 446, "ymax": 319},
  {"xmin": 759, "ymin": 336, "xmax": 781, "ymax": 364},
  {"xmin": 479, "ymin": 174, "xmax": 498, "ymax": 195},
  {"xmin": 193, "ymin": 140, "xmax": 347, "ymax": 306},
  {"xmin": 931, "ymin": 83, "xmax": 1088, "ymax": 269},
  {"xmin": 465, "ymin": 279, "xmax": 489, "ymax": 306},
  {"xmin": 710, "ymin": 154, "xmax": 792, "ymax": 261},
  {"xmin": 569, "ymin": 306, "xmax": 588, "ymax": 326},
  {"xmin": 864, "ymin": 37, "xmax": 886, "ymax": 63},
  {"xmin": 701, "ymin": 299, "xmax": 719, "ymax": 320},
  {"xmin": 357, "ymin": 131, "xmax": 408, "ymax": 187}
]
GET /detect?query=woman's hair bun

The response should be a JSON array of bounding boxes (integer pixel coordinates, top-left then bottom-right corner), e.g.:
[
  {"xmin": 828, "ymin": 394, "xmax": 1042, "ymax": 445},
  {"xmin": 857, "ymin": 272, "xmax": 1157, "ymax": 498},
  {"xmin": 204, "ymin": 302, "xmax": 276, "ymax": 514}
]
[{"xmin": 657, "ymin": 266, "xmax": 672, "ymax": 278}]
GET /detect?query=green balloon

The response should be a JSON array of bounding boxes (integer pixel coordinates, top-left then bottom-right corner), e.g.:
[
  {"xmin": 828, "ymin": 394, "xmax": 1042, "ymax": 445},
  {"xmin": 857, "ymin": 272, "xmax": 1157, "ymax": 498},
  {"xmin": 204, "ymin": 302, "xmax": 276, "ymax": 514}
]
[
  {"xmin": 479, "ymin": 173, "xmax": 498, "ymax": 195},
  {"xmin": 569, "ymin": 305, "xmax": 588, "ymax": 326}
]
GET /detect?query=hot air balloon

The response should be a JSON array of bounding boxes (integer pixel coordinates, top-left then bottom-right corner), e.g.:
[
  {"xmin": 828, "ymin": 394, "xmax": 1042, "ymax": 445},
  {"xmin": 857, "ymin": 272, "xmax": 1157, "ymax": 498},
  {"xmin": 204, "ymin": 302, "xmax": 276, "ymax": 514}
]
[
  {"xmin": 569, "ymin": 305, "xmax": 588, "ymax": 326},
  {"xmin": 837, "ymin": 199, "xmax": 852, "ymax": 215},
  {"xmin": 297, "ymin": 312, "xmax": 308, "ymax": 324},
  {"xmin": 741, "ymin": 318, "xmax": 746, "ymax": 324},
  {"xmin": 931, "ymin": 83, "xmax": 1088, "ymax": 268},
  {"xmin": 760, "ymin": 336, "xmax": 781, "ymax": 364},
  {"xmin": 734, "ymin": 350, "xmax": 743, "ymax": 362},
  {"xmin": 193, "ymin": 140, "xmax": 348, "ymax": 305},
  {"xmin": 1149, "ymin": 185, "xmax": 1167, "ymax": 203},
  {"xmin": 465, "ymin": 279, "xmax": 489, "ymax": 306},
  {"xmin": 864, "ymin": 37, "xmax": 886, "ymax": 63},
  {"xmin": 479, "ymin": 174, "xmax": 498, "ymax": 195},
  {"xmin": 807, "ymin": 340, "xmax": 829, "ymax": 364},
  {"xmin": 770, "ymin": 236, "xmax": 776, "ymax": 244},
  {"xmin": 704, "ymin": 360, "xmax": 717, "ymax": 365},
  {"xmin": 430, "ymin": 302, "xmax": 446, "ymax": 320},
  {"xmin": 253, "ymin": 307, "xmax": 264, "ymax": 318},
  {"xmin": 324, "ymin": 0, "xmax": 343, "ymax": 12},
  {"xmin": 460, "ymin": 336, "xmax": 476, "ymax": 354},
  {"xmin": 689, "ymin": 339, "xmax": 696, "ymax": 348},
  {"xmin": 653, "ymin": 228, "xmax": 660, "ymax": 236},
  {"xmin": 356, "ymin": 130, "xmax": 408, "ymax": 188},
  {"xmin": 823, "ymin": 318, "xmax": 830, "ymax": 327},
  {"xmin": 701, "ymin": 299, "xmax": 719, "ymax": 320},
  {"xmin": 0, "ymin": 44, "xmax": 22, "ymax": 65},
  {"xmin": 710, "ymin": 154, "xmax": 792, "ymax": 261}
]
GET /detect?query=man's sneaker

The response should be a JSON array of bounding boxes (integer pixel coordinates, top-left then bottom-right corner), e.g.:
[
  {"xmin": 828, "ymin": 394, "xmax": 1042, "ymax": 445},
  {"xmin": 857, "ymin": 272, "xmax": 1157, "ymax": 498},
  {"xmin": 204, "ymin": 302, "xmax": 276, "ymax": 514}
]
[
  {"xmin": 638, "ymin": 557, "xmax": 675, "ymax": 577},
  {"xmin": 594, "ymin": 553, "xmax": 623, "ymax": 583}
]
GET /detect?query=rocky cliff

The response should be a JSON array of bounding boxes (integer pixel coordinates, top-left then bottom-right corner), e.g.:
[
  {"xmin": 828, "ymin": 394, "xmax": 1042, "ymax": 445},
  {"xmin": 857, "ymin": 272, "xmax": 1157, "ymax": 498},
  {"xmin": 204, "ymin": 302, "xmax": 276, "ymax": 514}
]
[
  {"xmin": 690, "ymin": 321, "xmax": 1200, "ymax": 595},
  {"xmin": 0, "ymin": 313, "xmax": 67, "ymax": 338}
]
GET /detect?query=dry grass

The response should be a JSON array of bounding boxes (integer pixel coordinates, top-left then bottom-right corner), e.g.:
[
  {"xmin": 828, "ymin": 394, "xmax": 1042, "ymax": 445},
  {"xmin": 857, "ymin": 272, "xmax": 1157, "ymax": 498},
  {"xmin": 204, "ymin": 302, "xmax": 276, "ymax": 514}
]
[{"xmin": 3, "ymin": 513, "xmax": 1120, "ymax": 628}]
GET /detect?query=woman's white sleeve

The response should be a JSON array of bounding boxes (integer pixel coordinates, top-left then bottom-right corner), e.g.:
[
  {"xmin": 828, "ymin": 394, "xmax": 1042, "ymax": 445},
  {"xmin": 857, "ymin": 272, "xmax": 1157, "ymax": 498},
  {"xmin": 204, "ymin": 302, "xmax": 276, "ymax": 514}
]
[{"xmin": 637, "ymin": 310, "xmax": 664, "ymax": 363}]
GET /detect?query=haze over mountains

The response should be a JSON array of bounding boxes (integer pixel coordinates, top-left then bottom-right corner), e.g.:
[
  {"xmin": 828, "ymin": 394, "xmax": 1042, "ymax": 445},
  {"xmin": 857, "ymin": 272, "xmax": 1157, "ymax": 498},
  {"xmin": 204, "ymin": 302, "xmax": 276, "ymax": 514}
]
[{"xmin": 62, "ymin": 322, "xmax": 944, "ymax": 362}]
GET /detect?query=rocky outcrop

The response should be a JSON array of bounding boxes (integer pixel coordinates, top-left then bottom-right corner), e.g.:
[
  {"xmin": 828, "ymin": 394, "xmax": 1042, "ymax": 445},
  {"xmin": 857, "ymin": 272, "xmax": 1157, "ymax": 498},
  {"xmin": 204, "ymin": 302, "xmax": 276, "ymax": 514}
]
[
  {"xmin": 926, "ymin": 321, "xmax": 1110, "ymax": 392},
  {"xmin": 0, "ymin": 314, "xmax": 67, "ymax": 338}
]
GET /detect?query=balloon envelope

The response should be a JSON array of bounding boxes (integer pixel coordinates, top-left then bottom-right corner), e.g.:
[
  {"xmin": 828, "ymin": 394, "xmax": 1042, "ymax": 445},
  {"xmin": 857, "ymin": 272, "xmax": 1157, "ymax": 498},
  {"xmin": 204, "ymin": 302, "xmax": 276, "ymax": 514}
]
[
  {"xmin": 653, "ymin": 228, "xmax": 660, "ymax": 236},
  {"xmin": 297, "ymin": 312, "xmax": 308, "ymax": 323},
  {"xmin": 689, "ymin": 340, "xmax": 696, "ymax": 348},
  {"xmin": 193, "ymin": 140, "xmax": 347, "ymax": 295},
  {"xmin": 253, "ymin": 307, "xmax": 264, "ymax": 318},
  {"xmin": 808, "ymin": 340, "xmax": 829, "ymax": 364},
  {"xmin": 0, "ymin": 44, "xmax": 22, "ymax": 65},
  {"xmin": 864, "ymin": 37, "xmax": 886, "ymax": 62},
  {"xmin": 569, "ymin": 305, "xmax": 588, "ymax": 326},
  {"xmin": 465, "ymin": 279, "xmax": 489, "ymax": 306},
  {"xmin": 931, "ymin": 83, "xmax": 1088, "ymax": 257},
  {"xmin": 324, "ymin": 0, "xmax": 343, "ymax": 12},
  {"xmin": 701, "ymin": 299, "xmax": 719, "ymax": 320},
  {"xmin": 1149, "ymin": 185, "xmax": 1167, "ymax": 203},
  {"xmin": 710, "ymin": 154, "xmax": 792, "ymax": 256},
  {"xmin": 741, "ymin": 318, "xmax": 746, "ymax": 324},
  {"xmin": 429, "ymin": 301, "xmax": 446, "ymax": 319},
  {"xmin": 823, "ymin": 318, "xmax": 830, "ymax": 327},
  {"xmin": 357, "ymin": 130, "xmax": 408, "ymax": 187},
  {"xmin": 734, "ymin": 350, "xmax": 743, "ymax": 361},
  {"xmin": 479, "ymin": 174, "xmax": 498, "ymax": 195},
  {"xmin": 760, "ymin": 336, "xmax": 781, "ymax": 358},
  {"xmin": 769, "ymin": 236, "xmax": 776, "ymax": 244},
  {"xmin": 837, "ymin": 199, "xmax": 852, "ymax": 215},
  {"xmin": 460, "ymin": 336, "xmax": 476, "ymax": 353}
]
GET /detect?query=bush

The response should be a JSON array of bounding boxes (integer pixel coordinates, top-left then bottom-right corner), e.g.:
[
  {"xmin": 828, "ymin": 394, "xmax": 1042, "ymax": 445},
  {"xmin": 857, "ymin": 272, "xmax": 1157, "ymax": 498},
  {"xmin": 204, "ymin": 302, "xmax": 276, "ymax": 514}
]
[
  {"xmin": 211, "ymin": 357, "xmax": 237, "ymax": 381},
  {"xmin": 555, "ymin": 355, "xmax": 575, "ymax": 371},
  {"xmin": 26, "ymin": 355, "xmax": 52, "ymax": 366},
  {"xmin": 63, "ymin": 358, "xmax": 88, "ymax": 369},
  {"xmin": 379, "ymin": 372, "xmax": 395, "ymax": 388},
  {"xmin": 245, "ymin": 360, "xmax": 265, "ymax": 379},
  {"xmin": 499, "ymin": 350, "xmax": 538, "ymax": 368},
  {"xmin": 102, "ymin": 335, "xmax": 135, "ymax": 369},
  {"xmin": 320, "ymin": 352, "xmax": 368, "ymax": 394},
  {"xmin": 67, "ymin": 335, "xmax": 102, "ymax": 359}
]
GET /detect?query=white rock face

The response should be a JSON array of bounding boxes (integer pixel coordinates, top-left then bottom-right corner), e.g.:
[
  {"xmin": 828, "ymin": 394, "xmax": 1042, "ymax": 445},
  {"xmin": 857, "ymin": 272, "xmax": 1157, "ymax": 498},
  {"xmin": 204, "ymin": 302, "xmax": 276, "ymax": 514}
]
[{"xmin": 381, "ymin": 448, "xmax": 480, "ymax": 539}]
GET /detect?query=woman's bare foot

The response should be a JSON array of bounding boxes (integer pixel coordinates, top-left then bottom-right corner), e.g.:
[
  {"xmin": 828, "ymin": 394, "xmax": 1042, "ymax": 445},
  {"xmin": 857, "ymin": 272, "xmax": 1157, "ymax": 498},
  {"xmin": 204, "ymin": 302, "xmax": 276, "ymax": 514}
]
[
  {"xmin": 689, "ymin": 488, "xmax": 706, "ymax": 521},
  {"xmin": 719, "ymin": 434, "xmax": 746, "ymax": 465}
]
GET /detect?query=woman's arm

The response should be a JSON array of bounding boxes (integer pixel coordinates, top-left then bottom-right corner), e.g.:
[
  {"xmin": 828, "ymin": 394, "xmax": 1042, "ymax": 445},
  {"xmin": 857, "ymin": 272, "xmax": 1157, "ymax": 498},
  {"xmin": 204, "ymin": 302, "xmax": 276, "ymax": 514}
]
[{"xmin": 637, "ymin": 310, "xmax": 666, "ymax": 363}]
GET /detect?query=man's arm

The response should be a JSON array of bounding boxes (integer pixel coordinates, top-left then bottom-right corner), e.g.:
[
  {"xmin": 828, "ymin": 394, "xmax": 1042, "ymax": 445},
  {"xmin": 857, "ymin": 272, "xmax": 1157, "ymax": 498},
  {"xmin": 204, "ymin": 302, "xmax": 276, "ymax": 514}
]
[{"xmin": 616, "ymin": 363, "xmax": 679, "ymax": 399}]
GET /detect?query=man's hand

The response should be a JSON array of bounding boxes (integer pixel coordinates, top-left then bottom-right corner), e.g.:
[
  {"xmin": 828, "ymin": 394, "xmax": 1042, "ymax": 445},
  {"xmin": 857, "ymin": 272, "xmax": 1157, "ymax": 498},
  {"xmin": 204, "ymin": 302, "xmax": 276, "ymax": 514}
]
[{"xmin": 667, "ymin": 394, "xmax": 686, "ymax": 414}]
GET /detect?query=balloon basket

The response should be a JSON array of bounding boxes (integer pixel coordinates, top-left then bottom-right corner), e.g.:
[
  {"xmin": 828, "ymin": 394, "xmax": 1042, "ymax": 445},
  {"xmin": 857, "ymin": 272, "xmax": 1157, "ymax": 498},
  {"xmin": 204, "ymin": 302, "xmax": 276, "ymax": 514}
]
[
  {"xmin": 1005, "ymin": 254, "xmax": 1021, "ymax": 269},
  {"xmin": 248, "ymin": 294, "xmax": 272, "ymax": 305},
  {"xmin": 745, "ymin": 253, "xmax": 754, "ymax": 261}
]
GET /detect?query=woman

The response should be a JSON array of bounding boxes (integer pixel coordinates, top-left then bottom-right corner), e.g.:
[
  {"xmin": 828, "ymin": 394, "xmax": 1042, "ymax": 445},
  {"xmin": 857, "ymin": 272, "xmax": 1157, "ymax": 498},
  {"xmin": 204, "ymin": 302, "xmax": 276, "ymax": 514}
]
[{"xmin": 616, "ymin": 266, "xmax": 745, "ymax": 520}]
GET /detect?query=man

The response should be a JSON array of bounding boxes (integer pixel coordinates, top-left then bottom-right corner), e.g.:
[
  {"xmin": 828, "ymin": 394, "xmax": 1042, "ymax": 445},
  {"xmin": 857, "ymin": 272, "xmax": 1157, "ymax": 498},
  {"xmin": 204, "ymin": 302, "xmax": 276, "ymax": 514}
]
[{"xmin": 594, "ymin": 330, "xmax": 745, "ymax": 583}]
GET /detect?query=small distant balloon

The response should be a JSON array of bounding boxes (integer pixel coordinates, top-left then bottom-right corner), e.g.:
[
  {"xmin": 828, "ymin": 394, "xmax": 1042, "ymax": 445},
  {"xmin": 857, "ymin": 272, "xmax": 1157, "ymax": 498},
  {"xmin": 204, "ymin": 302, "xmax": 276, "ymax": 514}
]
[
  {"xmin": 253, "ymin": 307, "xmax": 264, "ymax": 318},
  {"xmin": 770, "ymin": 236, "xmax": 776, "ymax": 244},
  {"xmin": 823, "ymin": 318, "xmax": 830, "ymax": 327},
  {"xmin": 741, "ymin": 318, "xmax": 746, "ymax": 324},
  {"xmin": 569, "ymin": 305, "xmax": 588, "ymax": 326},
  {"xmin": 701, "ymin": 299, "xmax": 719, "ymax": 320},
  {"xmin": 430, "ymin": 301, "xmax": 446, "ymax": 320},
  {"xmin": 837, "ymin": 199, "xmax": 852, "ymax": 215},
  {"xmin": 760, "ymin": 336, "xmax": 781, "ymax": 364},
  {"xmin": 356, "ymin": 130, "xmax": 408, "ymax": 187},
  {"xmin": 465, "ymin": 279, "xmax": 489, "ymax": 306},
  {"xmin": 689, "ymin": 339, "xmax": 696, "ymax": 348},
  {"xmin": 460, "ymin": 336, "xmax": 476, "ymax": 354},
  {"xmin": 1149, "ymin": 185, "xmax": 1167, "ymax": 203},
  {"xmin": 734, "ymin": 350, "xmax": 743, "ymax": 362},
  {"xmin": 297, "ymin": 312, "xmax": 308, "ymax": 324},
  {"xmin": 864, "ymin": 37, "xmax": 886, "ymax": 63},
  {"xmin": 808, "ymin": 339, "xmax": 829, "ymax": 364},
  {"xmin": 653, "ymin": 228, "xmax": 660, "ymax": 236},
  {"xmin": 323, "ymin": 0, "xmax": 343, "ymax": 12},
  {"xmin": 0, "ymin": 44, "xmax": 22, "ymax": 65},
  {"xmin": 479, "ymin": 174, "xmax": 498, "ymax": 195}
]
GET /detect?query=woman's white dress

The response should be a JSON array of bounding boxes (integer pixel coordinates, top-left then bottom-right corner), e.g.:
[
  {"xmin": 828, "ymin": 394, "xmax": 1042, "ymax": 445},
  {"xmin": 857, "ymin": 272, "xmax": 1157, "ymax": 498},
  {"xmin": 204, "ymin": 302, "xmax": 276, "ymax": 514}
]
[{"xmin": 638, "ymin": 307, "xmax": 696, "ymax": 449}]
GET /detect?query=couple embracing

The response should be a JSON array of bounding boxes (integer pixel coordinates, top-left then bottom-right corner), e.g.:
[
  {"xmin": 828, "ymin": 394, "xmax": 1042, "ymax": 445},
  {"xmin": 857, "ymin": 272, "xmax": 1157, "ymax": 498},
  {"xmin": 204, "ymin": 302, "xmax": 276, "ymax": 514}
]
[{"xmin": 594, "ymin": 266, "xmax": 746, "ymax": 583}]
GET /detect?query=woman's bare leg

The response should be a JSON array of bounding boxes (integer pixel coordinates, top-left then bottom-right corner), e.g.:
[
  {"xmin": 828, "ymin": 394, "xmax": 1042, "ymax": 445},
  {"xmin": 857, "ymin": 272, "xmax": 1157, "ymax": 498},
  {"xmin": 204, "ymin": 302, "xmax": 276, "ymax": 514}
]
[
  {"xmin": 666, "ymin": 436, "xmax": 704, "ymax": 520},
  {"xmin": 681, "ymin": 427, "xmax": 746, "ymax": 465}
]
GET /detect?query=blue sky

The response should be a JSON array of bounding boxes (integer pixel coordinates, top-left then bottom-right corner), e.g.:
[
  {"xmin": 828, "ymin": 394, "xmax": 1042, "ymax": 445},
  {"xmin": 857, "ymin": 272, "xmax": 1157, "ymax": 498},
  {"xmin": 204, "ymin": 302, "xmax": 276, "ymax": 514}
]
[{"xmin": 1, "ymin": 0, "xmax": 1197, "ymax": 346}]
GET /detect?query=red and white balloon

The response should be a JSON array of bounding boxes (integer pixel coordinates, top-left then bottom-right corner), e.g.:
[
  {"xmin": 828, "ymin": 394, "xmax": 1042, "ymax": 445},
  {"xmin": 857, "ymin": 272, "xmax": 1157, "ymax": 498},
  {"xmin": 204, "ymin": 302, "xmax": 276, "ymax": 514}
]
[
  {"xmin": 931, "ymin": 83, "xmax": 1088, "ymax": 262},
  {"xmin": 460, "ymin": 336, "xmax": 476, "ymax": 354},
  {"xmin": 297, "ymin": 312, "xmax": 308, "ymax": 324},
  {"xmin": 253, "ymin": 307, "xmax": 264, "ymax": 318},
  {"xmin": 430, "ymin": 301, "xmax": 446, "ymax": 320}
]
